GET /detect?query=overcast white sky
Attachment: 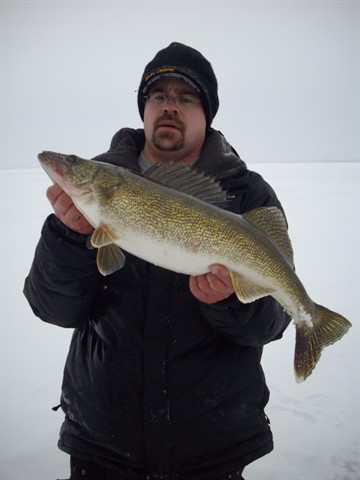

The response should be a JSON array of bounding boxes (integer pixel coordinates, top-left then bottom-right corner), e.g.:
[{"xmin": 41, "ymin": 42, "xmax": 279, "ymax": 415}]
[{"xmin": 1, "ymin": 0, "xmax": 359, "ymax": 169}]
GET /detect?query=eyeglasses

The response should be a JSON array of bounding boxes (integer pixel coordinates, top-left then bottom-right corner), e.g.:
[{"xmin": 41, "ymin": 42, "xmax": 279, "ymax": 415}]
[{"xmin": 144, "ymin": 93, "xmax": 201, "ymax": 108}]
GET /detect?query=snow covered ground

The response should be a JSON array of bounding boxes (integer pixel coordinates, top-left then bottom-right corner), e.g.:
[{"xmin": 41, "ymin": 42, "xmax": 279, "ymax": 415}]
[{"xmin": 1, "ymin": 162, "xmax": 359, "ymax": 480}]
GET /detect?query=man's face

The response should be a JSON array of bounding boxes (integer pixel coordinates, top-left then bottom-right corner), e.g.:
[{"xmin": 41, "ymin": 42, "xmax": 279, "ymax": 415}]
[{"xmin": 143, "ymin": 77, "xmax": 207, "ymax": 165}]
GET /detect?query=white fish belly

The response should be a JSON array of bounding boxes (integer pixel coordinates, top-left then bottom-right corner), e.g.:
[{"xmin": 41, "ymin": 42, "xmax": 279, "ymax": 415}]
[
  {"xmin": 75, "ymin": 201, "xmax": 214, "ymax": 275},
  {"xmin": 114, "ymin": 233, "xmax": 215, "ymax": 276}
]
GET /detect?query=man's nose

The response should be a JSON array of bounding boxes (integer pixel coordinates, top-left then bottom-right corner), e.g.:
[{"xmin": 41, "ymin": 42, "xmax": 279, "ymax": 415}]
[{"xmin": 162, "ymin": 96, "xmax": 178, "ymax": 112}]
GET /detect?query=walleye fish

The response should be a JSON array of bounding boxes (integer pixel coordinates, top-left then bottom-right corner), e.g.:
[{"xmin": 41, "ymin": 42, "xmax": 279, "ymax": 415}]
[{"xmin": 38, "ymin": 151, "xmax": 351, "ymax": 382}]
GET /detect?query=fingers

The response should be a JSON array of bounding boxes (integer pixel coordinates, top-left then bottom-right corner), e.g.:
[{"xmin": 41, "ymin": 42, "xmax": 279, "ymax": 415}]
[
  {"xmin": 47, "ymin": 184, "xmax": 72, "ymax": 217},
  {"xmin": 209, "ymin": 264, "xmax": 233, "ymax": 290},
  {"xmin": 46, "ymin": 184, "xmax": 94, "ymax": 234},
  {"xmin": 189, "ymin": 264, "xmax": 234, "ymax": 304}
]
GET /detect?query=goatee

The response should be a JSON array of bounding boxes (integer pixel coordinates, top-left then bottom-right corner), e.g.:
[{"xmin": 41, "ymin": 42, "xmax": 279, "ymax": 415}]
[{"xmin": 152, "ymin": 114, "xmax": 185, "ymax": 152}]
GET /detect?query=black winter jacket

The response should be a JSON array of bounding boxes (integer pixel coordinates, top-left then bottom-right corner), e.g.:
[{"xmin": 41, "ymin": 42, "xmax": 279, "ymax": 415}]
[{"xmin": 24, "ymin": 129, "xmax": 291, "ymax": 480}]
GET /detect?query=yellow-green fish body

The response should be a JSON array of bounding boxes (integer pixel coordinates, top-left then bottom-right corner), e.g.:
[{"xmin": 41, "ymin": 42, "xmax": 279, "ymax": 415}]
[{"xmin": 38, "ymin": 151, "xmax": 351, "ymax": 382}]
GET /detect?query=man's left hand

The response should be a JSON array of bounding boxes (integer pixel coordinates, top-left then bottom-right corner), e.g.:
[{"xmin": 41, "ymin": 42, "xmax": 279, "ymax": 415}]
[{"xmin": 189, "ymin": 264, "xmax": 234, "ymax": 304}]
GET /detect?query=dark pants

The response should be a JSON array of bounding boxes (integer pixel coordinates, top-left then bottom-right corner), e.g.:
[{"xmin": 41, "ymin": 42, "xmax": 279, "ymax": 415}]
[{"xmin": 68, "ymin": 457, "xmax": 245, "ymax": 480}]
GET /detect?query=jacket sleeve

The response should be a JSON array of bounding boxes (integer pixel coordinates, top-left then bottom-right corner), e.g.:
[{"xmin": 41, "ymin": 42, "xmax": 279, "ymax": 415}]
[
  {"xmin": 199, "ymin": 294, "xmax": 291, "ymax": 346},
  {"xmin": 198, "ymin": 168, "xmax": 292, "ymax": 346},
  {"xmin": 23, "ymin": 214, "xmax": 101, "ymax": 328}
]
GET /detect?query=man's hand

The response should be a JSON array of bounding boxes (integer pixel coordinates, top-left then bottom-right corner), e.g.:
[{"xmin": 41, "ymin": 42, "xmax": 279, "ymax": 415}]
[
  {"xmin": 189, "ymin": 264, "xmax": 234, "ymax": 304},
  {"xmin": 47, "ymin": 184, "xmax": 94, "ymax": 234}
]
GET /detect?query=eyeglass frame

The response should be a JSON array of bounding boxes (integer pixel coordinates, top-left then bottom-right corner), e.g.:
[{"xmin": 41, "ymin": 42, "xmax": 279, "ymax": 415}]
[{"xmin": 144, "ymin": 92, "xmax": 202, "ymax": 108}]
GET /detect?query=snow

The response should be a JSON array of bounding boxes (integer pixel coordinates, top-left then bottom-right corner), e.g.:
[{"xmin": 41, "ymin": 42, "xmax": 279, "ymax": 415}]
[{"xmin": 1, "ymin": 163, "xmax": 359, "ymax": 480}]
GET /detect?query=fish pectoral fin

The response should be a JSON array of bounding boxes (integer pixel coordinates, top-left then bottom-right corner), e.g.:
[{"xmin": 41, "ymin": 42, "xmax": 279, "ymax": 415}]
[
  {"xmin": 92, "ymin": 183, "xmax": 121, "ymax": 203},
  {"xmin": 229, "ymin": 271, "xmax": 275, "ymax": 303},
  {"xmin": 96, "ymin": 245, "xmax": 126, "ymax": 276},
  {"xmin": 242, "ymin": 207, "xmax": 294, "ymax": 268},
  {"xmin": 90, "ymin": 224, "xmax": 120, "ymax": 248},
  {"xmin": 294, "ymin": 304, "xmax": 352, "ymax": 382}
]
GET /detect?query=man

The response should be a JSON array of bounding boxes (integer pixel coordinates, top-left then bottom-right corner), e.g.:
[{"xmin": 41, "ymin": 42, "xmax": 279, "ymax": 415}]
[{"xmin": 24, "ymin": 42, "xmax": 291, "ymax": 480}]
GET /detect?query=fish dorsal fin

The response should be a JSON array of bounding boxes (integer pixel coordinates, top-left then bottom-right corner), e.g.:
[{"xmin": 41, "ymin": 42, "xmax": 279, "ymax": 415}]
[
  {"xmin": 242, "ymin": 207, "xmax": 295, "ymax": 268},
  {"xmin": 144, "ymin": 162, "xmax": 228, "ymax": 207}
]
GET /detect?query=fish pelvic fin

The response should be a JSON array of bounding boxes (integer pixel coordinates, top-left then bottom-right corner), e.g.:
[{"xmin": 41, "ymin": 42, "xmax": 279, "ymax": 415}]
[
  {"xmin": 91, "ymin": 224, "xmax": 126, "ymax": 275},
  {"xmin": 90, "ymin": 224, "xmax": 121, "ymax": 248},
  {"xmin": 96, "ymin": 245, "xmax": 126, "ymax": 276},
  {"xmin": 229, "ymin": 271, "xmax": 275, "ymax": 303},
  {"xmin": 294, "ymin": 304, "xmax": 352, "ymax": 382}
]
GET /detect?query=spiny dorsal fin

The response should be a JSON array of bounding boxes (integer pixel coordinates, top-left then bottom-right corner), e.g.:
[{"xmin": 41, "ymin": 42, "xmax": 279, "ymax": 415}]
[
  {"xmin": 242, "ymin": 207, "xmax": 294, "ymax": 268},
  {"xmin": 144, "ymin": 162, "xmax": 228, "ymax": 208}
]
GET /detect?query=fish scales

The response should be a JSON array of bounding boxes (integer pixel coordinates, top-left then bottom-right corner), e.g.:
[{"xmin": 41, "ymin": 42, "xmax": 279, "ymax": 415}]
[
  {"xmin": 38, "ymin": 151, "xmax": 351, "ymax": 382},
  {"xmin": 105, "ymin": 172, "xmax": 296, "ymax": 292}
]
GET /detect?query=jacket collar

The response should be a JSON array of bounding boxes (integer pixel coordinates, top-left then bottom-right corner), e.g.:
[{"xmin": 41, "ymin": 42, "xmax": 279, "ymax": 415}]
[{"xmin": 92, "ymin": 127, "xmax": 247, "ymax": 180}]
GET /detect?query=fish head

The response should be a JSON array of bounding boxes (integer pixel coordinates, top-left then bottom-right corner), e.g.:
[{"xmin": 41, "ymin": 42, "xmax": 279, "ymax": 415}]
[{"xmin": 38, "ymin": 151, "xmax": 100, "ymax": 198}]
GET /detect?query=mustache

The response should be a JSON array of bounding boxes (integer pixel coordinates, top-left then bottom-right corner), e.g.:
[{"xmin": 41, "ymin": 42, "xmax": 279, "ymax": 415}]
[{"xmin": 154, "ymin": 114, "xmax": 185, "ymax": 131}]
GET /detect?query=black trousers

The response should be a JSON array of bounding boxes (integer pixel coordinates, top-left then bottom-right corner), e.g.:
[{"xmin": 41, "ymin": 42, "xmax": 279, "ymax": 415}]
[{"xmin": 68, "ymin": 457, "xmax": 245, "ymax": 480}]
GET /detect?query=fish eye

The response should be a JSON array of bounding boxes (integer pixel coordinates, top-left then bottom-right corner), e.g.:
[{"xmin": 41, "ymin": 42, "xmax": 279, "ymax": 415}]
[{"xmin": 67, "ymin": 155, "xmax": 78, "ymax": 164}]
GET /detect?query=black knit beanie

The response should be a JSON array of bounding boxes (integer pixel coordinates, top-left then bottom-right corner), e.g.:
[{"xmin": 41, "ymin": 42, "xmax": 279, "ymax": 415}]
[{"xmin": 138, "ymin": 42, "xmax": 219, "ymax": 127}]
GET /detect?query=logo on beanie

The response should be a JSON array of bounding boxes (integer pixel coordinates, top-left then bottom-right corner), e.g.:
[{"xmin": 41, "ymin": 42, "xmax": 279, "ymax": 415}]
[{"xmin": 144, "ymin": 67, "xmax": 176, "ymax": 83}]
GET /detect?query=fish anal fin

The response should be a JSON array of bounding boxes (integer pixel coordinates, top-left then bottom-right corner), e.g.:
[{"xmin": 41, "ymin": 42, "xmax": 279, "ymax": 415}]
[
  {"xmin": 242, "ymin": 207, "xmax": 294, "ymax": 268},
  {"xmin": 144, "ymin": 162, "xmax": 228, "ymax": 207},
  {"xmin": 96, "ymin": 245, "xmax": 126, "ymax": 276},
  {"xmin": 229, "ymin": 271, "xmax": 275, "ymax": 304},
  {"xmin": 91, "ymin": 224, "xmax": 120, "ymax": 248},
  {"xmin": 294, "ymin": 303, "xmax": 352, "ymax": 382}
]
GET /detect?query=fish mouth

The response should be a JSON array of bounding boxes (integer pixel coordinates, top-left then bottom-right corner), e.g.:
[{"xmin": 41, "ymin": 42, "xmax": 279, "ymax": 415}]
[
  {"xmin": 38, "ymin": 151, "xmax": 65, "ymax": 163},
  {"xmin": 38, "ymin": 151, "xmax": 70, "ymax": 180},
  {"xmin": 38, "ymin": 151, "xmax": 87, "ymax": 191},
  {"xmin": 38, "ymin": 151, "xmax": 67, "ymax": 170}
]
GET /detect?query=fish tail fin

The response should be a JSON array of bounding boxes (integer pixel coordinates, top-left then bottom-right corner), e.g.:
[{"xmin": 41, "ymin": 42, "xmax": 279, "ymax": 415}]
[{"xmin": 294, "ymin": 304, "xmax": 351, "ymax": 383}]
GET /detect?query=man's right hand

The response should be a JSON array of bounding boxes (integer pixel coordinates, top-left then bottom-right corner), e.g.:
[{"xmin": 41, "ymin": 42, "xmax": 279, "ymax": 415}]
[{"xmin": 46, "ymin": 184, "xmax": 94, "ymax": 235}]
